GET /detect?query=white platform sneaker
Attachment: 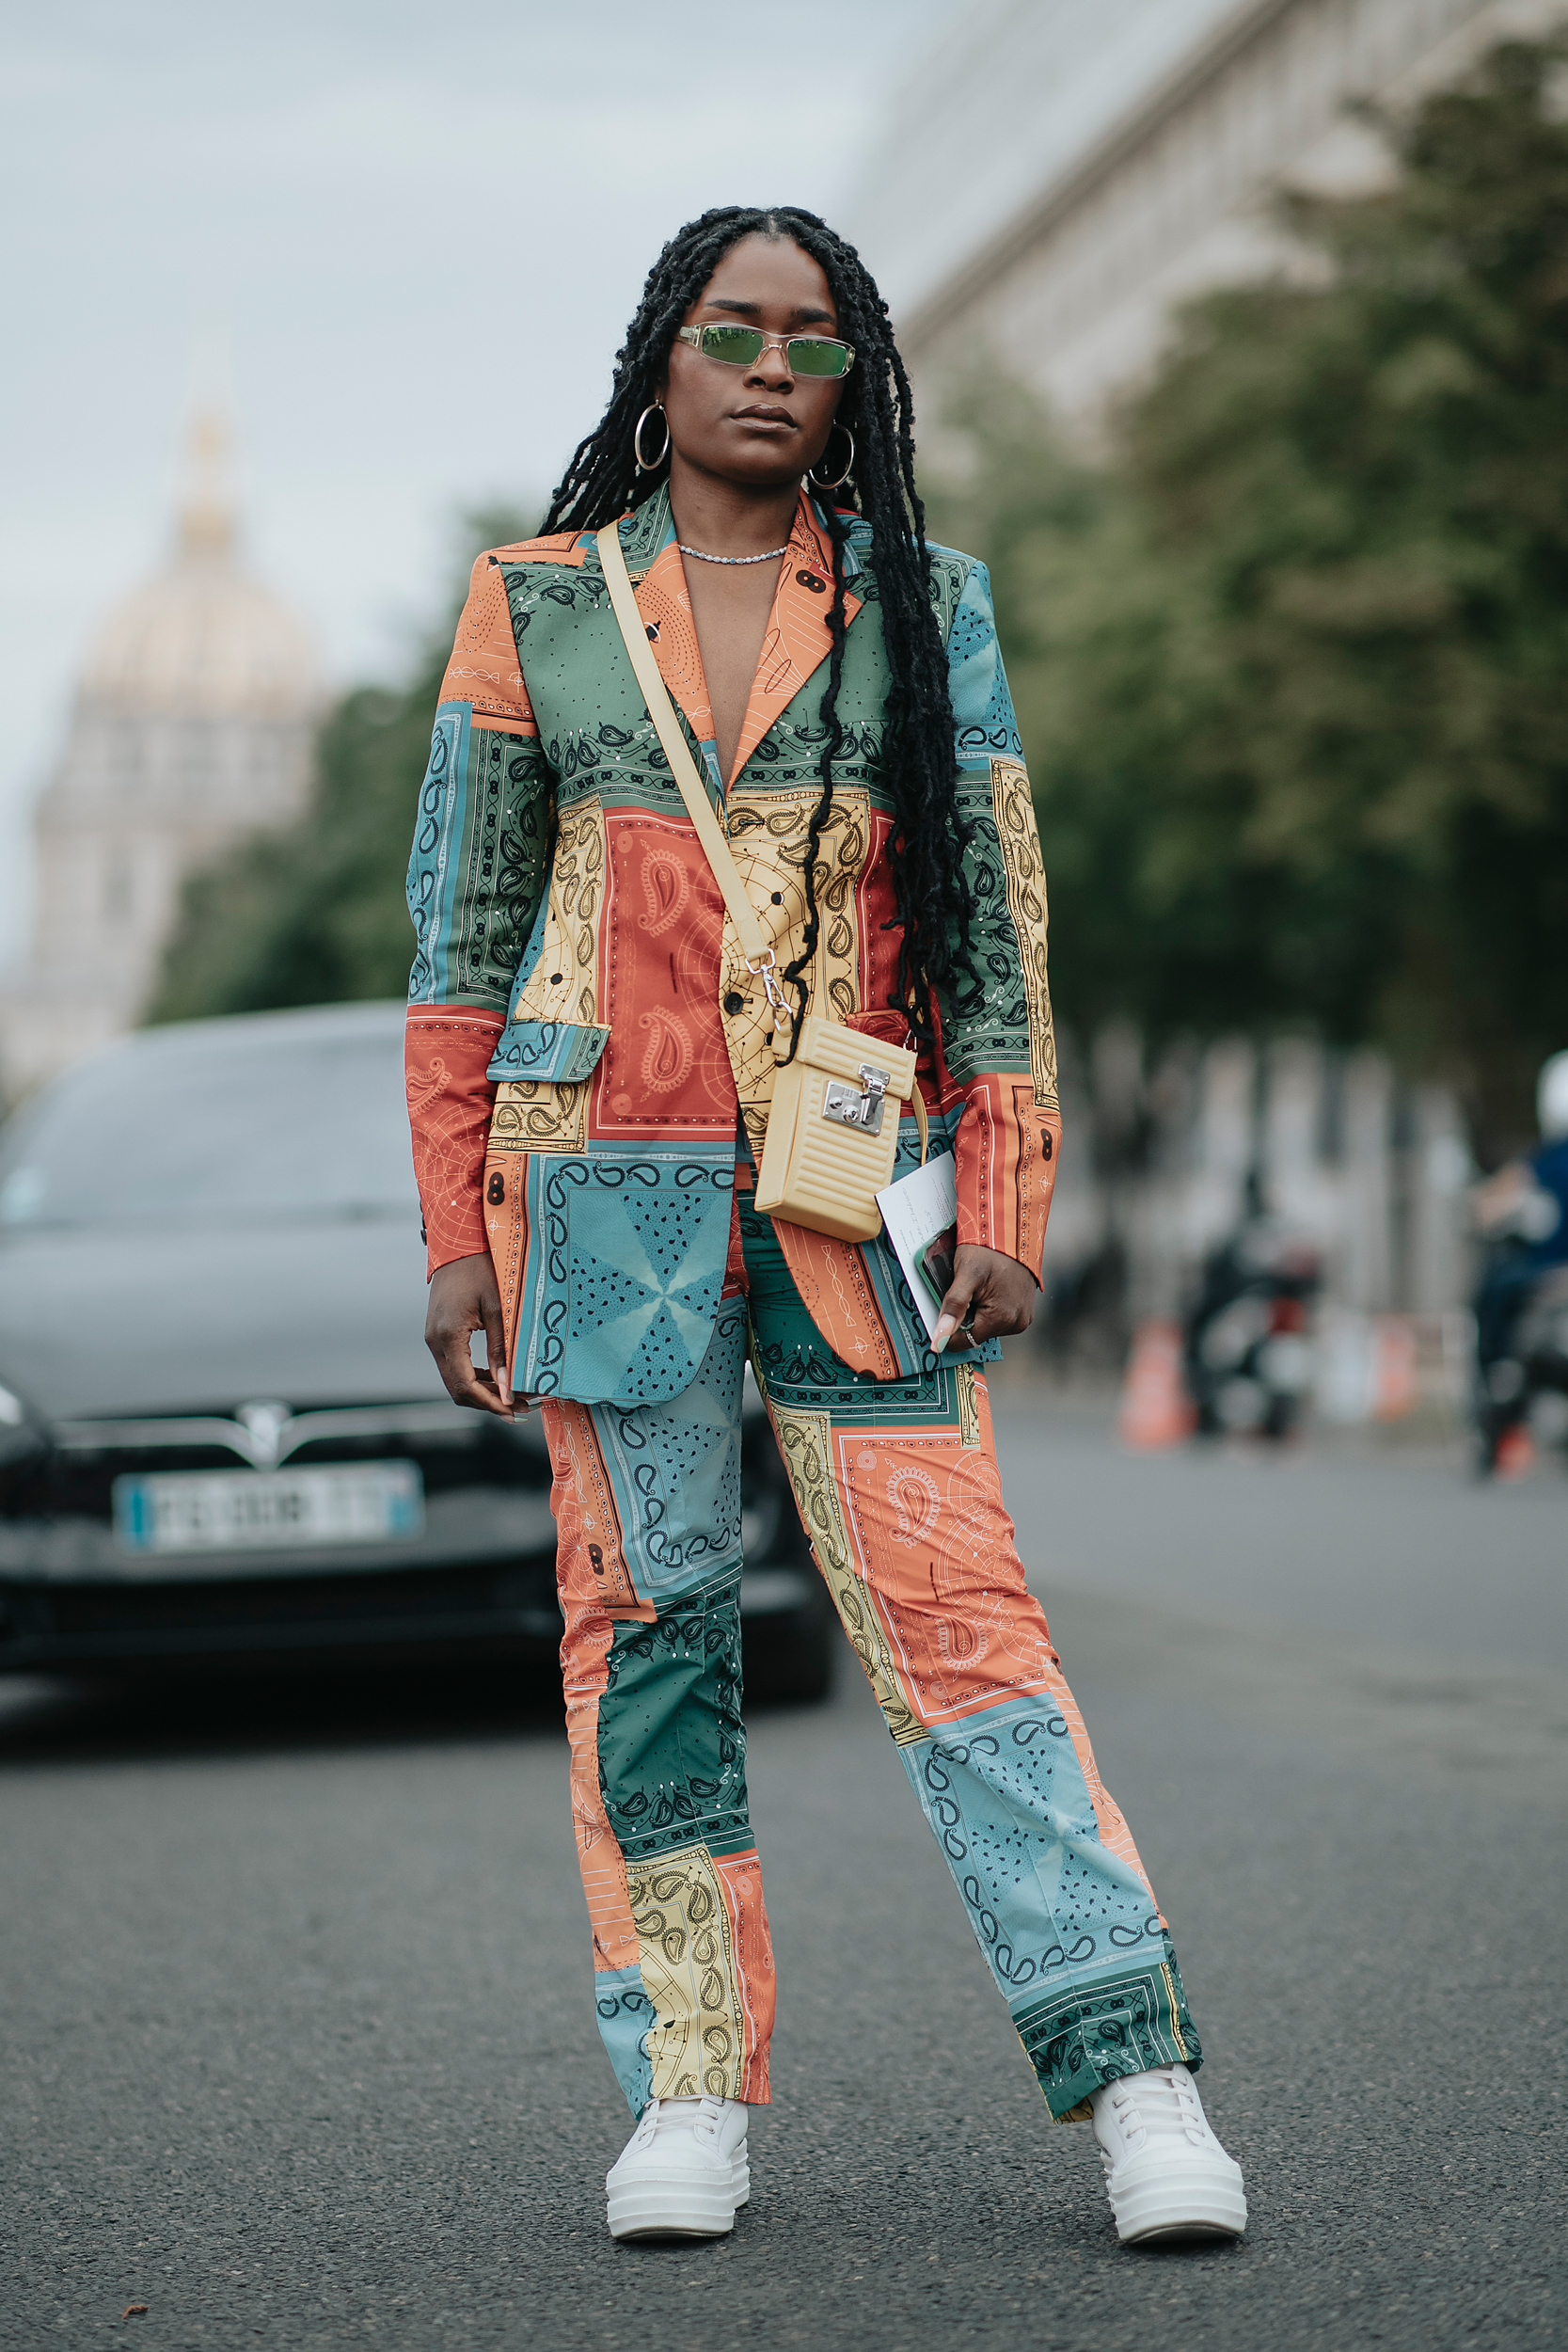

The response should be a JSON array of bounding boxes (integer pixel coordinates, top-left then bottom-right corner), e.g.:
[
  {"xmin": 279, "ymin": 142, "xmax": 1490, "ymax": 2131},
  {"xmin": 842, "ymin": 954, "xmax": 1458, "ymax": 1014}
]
[
  {"xmin": 606, "ymin": 2094, "xmax": 751, "ymax": 2241},
  {"xmin": 1091, "ymin": 2064, "xmax": 1247, "ymax": 2244}
]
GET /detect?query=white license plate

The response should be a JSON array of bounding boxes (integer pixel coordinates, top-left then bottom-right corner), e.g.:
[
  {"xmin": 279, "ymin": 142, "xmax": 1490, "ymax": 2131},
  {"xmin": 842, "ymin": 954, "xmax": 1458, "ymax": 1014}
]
[{"xmin": 113, "ymin": 1462, "xmax": 425, "ymax": 1554}]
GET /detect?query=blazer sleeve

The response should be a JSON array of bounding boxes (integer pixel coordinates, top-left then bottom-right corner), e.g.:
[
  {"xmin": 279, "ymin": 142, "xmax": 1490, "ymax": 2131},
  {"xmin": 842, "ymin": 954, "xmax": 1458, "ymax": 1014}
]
[
  {"xmin": 404, "ymin": 552, "xmax": 553, "ymax": 1278},
  {"xmin": 936, "ymin": 558, "xmax": 1062, "ymax": 1280}
]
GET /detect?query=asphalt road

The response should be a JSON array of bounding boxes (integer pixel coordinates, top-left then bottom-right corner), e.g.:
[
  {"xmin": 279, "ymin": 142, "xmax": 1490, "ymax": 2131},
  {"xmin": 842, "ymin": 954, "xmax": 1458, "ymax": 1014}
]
[
  {"xmin": 990, "ymin": 1391, "xmax": 1568, "ymax": 1672},
  {"xmin": 2, "ymin": 1401, "xmax": 1564, "ymax": 2352}
]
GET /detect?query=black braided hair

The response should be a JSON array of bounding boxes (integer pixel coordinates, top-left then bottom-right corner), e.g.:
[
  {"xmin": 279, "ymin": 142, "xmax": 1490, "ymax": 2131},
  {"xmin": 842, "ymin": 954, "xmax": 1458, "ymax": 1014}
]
[{"xmin": 542, "ymin": 204, "xmax": 977, "ymax": 1057}]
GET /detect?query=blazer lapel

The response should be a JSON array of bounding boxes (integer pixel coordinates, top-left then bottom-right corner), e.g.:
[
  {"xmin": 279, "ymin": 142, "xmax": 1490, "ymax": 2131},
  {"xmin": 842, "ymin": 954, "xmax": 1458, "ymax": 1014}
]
[
  {"xmin": 636, "ymin": 540, "xmax": 719, "ymax": 758},
  {"xmin": 616, "ymin": 485, "xmax": 864, "ymax": 795},
  {"xmin": 725, "ymin": 494, "xmax": 862, "ymax": 786},
  {"xmin": 618, "ymin": 488, "xmax": 721, "ymax": 789}
]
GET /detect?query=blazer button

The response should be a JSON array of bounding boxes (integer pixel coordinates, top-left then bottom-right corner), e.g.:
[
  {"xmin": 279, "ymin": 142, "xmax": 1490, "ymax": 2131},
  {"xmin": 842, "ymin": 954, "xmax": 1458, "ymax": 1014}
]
[{"xmin": 723, "ymin": 991, "xmax": 745, "ymax": 1016}]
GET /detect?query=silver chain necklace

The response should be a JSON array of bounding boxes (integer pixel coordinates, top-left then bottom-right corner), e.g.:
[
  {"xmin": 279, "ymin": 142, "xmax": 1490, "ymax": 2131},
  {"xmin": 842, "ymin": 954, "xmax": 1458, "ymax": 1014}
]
[{"xmin": 676, "ymin": 540, "xmax": 788, "ymax": 565}]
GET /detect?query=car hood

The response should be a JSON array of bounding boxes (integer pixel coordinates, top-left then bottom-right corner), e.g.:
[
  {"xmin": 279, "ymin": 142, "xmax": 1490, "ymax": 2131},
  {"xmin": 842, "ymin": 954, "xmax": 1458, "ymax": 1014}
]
[{"xmin": 0, "ymin": 1214, "xmax": 442, "ymax": 1422}]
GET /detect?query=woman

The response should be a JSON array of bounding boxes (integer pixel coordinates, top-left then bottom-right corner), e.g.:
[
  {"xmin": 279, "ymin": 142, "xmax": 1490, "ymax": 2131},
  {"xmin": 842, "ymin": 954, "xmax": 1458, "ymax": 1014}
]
[{"xmin": 404, "ymin": 204, "xmax": 1245, "ymax": 2248}]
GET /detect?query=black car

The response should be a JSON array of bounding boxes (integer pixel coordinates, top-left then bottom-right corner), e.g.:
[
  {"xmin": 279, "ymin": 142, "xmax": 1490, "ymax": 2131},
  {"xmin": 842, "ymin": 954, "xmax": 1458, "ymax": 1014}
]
[{"xmin": 0, "ymin": 1003, "xmax": 833, "ymax": 1701}]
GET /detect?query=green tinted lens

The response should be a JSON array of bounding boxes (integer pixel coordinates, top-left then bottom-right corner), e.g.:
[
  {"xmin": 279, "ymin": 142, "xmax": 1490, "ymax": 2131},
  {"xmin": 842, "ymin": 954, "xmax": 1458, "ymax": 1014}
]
[
  {"xmin": 699, "ymin": 326, "xmax": 767, "ymax": 366},
  {"xmin": 787, "ymin": 338, "xmax": 850, "ymax": 377}
]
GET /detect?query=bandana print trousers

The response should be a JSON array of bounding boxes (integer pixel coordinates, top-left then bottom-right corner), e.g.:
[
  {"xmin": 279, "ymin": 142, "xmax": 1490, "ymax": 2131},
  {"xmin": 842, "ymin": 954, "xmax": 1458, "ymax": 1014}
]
[{"xmin": 543, "ymin": 1178, "xmax": 1201, "ymax": 2124}]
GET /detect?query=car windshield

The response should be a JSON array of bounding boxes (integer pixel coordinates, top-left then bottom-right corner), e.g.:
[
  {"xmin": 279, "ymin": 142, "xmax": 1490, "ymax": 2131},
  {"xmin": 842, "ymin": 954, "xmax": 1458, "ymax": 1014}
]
[{"xmin": 0, "ymin": 1016, "xmax": 420, "ymax": 1232}]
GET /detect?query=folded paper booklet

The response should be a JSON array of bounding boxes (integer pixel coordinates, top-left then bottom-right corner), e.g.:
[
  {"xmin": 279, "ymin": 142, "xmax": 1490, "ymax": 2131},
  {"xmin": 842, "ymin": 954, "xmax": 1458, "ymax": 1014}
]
[{"xmin": 876, "ymin": 1151, "xmax": 959, "ymax": 1343}]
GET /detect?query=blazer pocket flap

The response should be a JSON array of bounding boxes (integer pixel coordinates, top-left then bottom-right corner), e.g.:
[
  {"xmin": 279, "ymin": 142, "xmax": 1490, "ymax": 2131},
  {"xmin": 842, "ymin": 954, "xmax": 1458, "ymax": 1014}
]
[{"xmin": 485, "ymin": 1020, "xmax": 610, "ymax": 1084}]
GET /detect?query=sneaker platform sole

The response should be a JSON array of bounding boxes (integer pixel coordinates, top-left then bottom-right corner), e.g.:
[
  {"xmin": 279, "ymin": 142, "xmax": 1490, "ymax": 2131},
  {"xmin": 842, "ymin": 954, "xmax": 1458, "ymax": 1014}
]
[
  {"xmin": 607, "ymin": 2158, "xmax": 749, "ymax": 2242},
  {"xmin": 1111, "ymin": 2166, "xmax": 1246, "ymax": 2246}
]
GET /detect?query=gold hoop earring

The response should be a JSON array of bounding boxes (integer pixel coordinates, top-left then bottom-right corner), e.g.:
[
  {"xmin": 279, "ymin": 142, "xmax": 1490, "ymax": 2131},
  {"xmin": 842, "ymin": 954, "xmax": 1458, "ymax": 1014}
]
[
  {"xmin": 633, "ymin": 403, "xmax": 671, "ymax": 472},
  {"xmin": 808, "ymin": 425, "xmax": 855, "ymax": 491}
]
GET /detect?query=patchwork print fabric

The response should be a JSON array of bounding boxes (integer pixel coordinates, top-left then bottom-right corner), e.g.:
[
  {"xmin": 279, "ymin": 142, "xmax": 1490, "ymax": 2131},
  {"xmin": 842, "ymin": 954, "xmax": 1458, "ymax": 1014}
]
[
  {"xmin": 407, "ymin": 482, "xmax": 1194, "ymax": 2118},
  {"xmin": 549, "ymin": 1204, "xmax": 1200, "ymax": 2123},
  {"xmin": 513, "ymin": 1152, "xmax": 736, "ymax": 1404},
  {"xmin": 404, "ymin": 484, "xmax": 1062, "ymax": 1396}
]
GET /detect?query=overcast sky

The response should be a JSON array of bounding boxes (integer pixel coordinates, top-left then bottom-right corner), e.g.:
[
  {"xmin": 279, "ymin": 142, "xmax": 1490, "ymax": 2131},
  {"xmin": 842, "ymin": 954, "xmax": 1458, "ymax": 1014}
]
[{"xmin": 0, "ymin": 0, "xmax": 951, "ymax": 963}]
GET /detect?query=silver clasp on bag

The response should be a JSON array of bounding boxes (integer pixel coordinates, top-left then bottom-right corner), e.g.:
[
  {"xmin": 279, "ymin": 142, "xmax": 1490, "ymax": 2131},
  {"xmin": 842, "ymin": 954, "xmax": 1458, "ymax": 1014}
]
[
  {"xmin": 745, "ymin": 948, "xmax": 788, "ymax": 1014},
  {"xmin": 822, "ymin": 1062, "xmax": 891, "ymax": 1136}
]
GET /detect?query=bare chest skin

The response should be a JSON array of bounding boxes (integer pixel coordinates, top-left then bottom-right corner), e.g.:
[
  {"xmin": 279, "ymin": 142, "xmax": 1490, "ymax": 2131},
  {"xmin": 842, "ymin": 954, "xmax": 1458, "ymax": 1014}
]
[{"xmin": 682, "ymin": 554, "xmax": 784, "ymax": 787}]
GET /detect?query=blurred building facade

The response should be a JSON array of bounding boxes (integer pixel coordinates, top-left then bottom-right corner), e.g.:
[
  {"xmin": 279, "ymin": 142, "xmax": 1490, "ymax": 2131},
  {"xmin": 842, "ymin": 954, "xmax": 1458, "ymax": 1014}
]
[
  {"xmin": 846, "ymin": 0, "xmax": 1550, "ymax": 1337},
  {"xmin": 0, "ymin": 411, "xmax": 319, "ymax": 1102},
  {"xmin": 1036, "ymin": 1026, "xmax": 1475, "ymax": 1387},
  {"xmin": 851, "ymin": 0, "xmax": 1560, "ymax": 424}
]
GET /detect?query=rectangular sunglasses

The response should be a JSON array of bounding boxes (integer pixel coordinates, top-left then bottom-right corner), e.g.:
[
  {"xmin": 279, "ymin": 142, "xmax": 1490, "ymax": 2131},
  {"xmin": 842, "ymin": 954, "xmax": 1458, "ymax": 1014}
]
[{"xmin": 675, "ymin": 323, "xmax": 856, "ymax": 378}]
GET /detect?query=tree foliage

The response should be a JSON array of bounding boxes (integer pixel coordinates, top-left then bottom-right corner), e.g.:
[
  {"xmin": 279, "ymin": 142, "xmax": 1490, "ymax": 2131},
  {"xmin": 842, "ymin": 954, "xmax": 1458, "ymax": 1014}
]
[{"xmin": 927, "ymin": 37, "xmax": 1568, "ymax": 1148}]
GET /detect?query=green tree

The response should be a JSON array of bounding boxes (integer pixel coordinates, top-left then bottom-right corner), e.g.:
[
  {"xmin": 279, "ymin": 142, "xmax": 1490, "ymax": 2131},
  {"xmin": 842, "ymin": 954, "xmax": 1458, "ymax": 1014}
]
[
  {"xmin": 931, "ymin": 37, "xmax": 1568, "ymax": 1149},
  {"xmin": 148, "ymin": 505, "xmax": 533, "ymax": 1022}
]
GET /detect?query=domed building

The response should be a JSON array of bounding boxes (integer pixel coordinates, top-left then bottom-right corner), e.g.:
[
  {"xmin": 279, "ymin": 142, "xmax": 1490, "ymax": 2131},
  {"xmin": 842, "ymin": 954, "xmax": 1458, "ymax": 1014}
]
[{"xmin": 0, "ymin": 408, "xmax": 320, "ymax": 1098}]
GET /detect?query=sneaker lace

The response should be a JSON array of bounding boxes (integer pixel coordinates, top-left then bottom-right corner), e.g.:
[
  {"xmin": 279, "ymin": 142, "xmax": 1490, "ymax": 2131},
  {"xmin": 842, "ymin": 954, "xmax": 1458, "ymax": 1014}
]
[
  {"xmin": 632, "ymin": 2094, "xmax": 727, "ymax": 2151},
  {"xmin": 1107, "ymin": 2066, "xmax": 1211, "ymax": 2153}
]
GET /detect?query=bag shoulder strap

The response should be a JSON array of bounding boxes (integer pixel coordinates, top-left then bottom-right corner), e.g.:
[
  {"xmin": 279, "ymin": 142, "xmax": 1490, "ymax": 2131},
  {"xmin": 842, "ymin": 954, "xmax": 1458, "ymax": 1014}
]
[
  {"xmin": 595, "ymin": 522, "xmax": 772, "ymax": 970},
  {"xmin": 597, "ymin": 516, "xmax": 926, "ymax": 1166}
]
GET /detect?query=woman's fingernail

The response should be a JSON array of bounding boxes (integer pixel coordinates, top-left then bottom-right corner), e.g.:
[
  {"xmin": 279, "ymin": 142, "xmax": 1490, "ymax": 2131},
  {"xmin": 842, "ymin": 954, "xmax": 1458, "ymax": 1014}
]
[{"xmin": 931, "ymin": 1314, "xmax": 956, "ymax": 1353}]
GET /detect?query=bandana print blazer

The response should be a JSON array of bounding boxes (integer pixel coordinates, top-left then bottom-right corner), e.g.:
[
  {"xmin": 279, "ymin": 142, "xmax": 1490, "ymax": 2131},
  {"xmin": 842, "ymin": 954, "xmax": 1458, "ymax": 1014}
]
[{"xmin": 404, "ymin": 484, "xmax": 1060, "ymax": 1406}]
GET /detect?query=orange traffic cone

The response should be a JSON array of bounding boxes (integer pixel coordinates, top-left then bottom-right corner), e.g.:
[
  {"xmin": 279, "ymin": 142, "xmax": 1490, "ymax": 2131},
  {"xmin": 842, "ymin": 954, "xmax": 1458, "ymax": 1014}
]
[
  {"xmin": 1495, "ymin": 1424, "xmax": 1534, "ymax": 1479},
  {"xmin": 1118, "ymin": 1319, "xmax": 1196, "ymax": 1450},
  {"xmin": 1370, "ymin": 1315, "xmax": 1418, "ymax": 1421}
]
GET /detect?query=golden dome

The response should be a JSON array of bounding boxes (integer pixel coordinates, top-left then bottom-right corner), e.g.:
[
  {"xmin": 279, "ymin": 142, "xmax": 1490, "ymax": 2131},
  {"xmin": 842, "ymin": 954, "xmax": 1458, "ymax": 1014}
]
[{"xmin": 79, "ymin": 408, "xmax": 319, "ymax": 721}]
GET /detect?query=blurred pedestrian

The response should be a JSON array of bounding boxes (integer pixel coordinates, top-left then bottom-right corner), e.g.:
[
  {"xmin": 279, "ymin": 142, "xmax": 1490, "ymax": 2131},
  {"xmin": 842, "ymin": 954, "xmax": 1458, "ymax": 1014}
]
[
  {"xmin": 404, "ymin": 206, "xmax": 1245, "ymax": 2249},
  {"xmin": 1470, "ymin": 1049, "xmax": 1568, "ymax": 1469}
]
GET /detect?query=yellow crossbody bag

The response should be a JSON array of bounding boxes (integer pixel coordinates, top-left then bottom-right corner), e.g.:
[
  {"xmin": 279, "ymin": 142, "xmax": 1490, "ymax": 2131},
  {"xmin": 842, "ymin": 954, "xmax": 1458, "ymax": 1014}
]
[{"xmin": 597, "ymin": 522, "xmax": 926, "ymax": 1244}]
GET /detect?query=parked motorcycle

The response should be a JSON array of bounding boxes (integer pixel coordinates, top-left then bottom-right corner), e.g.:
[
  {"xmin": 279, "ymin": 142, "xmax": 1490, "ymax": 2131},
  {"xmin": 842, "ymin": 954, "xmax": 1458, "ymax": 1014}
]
[
  {"xmin": 1183, "ymin": 1206, "xmax": 1322, "ymax": 1442},
  {"xmin": 1471, "ymin": 1250, "xmax": 1568, "ymax": 1475}
]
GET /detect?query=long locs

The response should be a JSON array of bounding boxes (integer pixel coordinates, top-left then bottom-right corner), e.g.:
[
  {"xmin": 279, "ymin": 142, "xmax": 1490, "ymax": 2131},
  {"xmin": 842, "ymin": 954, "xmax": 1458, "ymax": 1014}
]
[
  {"xmin": 542, "ymin": 204, "xmax": 982, "ymax": 1043},
  {"xmin": 777, "ymin": 504, "xmax": 850, "ymax": 1064}
]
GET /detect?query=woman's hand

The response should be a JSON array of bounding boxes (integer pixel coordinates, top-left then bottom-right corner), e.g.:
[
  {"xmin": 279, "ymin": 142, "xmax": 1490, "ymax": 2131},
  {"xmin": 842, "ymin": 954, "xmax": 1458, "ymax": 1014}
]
[
  {"xmin": 933, "ymin": 1243, "xmax": 1038, "ymax": 1353},
  {"xmin": 425, "ymin": 1253, "xmax": 517, "ymax": 1418}
]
